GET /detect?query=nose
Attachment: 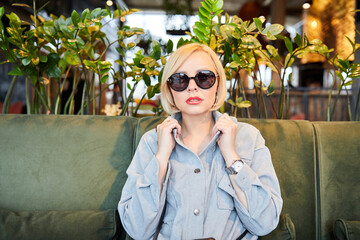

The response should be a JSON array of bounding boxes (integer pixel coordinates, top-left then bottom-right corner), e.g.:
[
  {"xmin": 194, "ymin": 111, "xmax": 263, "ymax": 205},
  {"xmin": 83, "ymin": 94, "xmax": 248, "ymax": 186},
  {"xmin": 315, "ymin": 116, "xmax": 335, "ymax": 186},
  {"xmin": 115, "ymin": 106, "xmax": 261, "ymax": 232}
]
[{"xmin": 187, "ymin": 78, "xmax": 198, "ymax": 92}]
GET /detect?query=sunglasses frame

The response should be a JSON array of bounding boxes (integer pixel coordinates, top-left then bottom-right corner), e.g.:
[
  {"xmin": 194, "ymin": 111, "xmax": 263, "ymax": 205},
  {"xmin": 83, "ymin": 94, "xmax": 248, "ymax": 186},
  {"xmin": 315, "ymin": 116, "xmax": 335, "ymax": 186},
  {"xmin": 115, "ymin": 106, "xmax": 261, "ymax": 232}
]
[{"xmin": 167, "ymin": 70, "xmax": 217, "ymax": 92}]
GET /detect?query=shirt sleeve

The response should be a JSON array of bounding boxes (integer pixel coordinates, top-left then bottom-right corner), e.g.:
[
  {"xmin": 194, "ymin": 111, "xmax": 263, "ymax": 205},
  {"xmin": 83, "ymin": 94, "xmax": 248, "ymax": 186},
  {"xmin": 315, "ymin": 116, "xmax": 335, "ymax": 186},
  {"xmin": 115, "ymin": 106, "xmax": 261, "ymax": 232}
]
[
  {"xmin": 231, "ymin": 127, "xmax": 283, "ymax": 236},
  {"xmin": 118, "ymin": 131, "xmax": 171, "ymax": 240}
]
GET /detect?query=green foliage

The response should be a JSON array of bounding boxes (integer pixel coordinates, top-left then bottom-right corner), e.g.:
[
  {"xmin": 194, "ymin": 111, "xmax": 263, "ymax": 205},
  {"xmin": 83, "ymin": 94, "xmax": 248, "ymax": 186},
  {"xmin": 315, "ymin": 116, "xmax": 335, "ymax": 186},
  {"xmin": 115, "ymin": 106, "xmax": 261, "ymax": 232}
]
[
  {"xmin": 0, "ymin": 3, "xmax": 149, "ymax": 115},
  {"xmin": 188, "ymin": 0, "xmax": 335, "ymax": 119},
  {"xmin": 1, "ymin": 1, "xmax": 359, "ymax": 120}
]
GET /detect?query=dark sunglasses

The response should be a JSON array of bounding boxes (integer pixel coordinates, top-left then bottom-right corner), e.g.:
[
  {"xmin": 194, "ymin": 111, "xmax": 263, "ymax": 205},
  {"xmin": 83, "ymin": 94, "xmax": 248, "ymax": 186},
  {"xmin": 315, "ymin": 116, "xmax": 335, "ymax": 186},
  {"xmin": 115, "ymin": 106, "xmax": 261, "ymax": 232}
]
[{"xmin": 167, "ymin": 70, "xmax": 217, "ymax": 92}]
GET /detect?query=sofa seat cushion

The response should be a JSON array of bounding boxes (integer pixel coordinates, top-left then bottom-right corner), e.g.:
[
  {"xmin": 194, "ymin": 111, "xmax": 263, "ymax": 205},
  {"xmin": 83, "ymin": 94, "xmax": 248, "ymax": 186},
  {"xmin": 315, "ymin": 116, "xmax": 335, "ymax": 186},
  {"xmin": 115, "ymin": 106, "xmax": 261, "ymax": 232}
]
[
  {"xmin": 0, "ymin": 209, "xmax": 120, "ymax": 240},
  {"xmin": 334, "ymin": 219, "xmax": 360, "ymax": 240},
  {"xmin": 259, "ymin": 213, "xmax": 296, "ymax": 240}
]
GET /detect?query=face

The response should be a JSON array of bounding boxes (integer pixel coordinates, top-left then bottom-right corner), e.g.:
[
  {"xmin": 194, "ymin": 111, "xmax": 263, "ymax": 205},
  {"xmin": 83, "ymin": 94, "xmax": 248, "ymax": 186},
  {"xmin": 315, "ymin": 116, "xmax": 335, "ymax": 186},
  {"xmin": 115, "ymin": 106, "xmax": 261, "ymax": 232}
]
[{"xmin": 169, "ymin": 50, "xmax": 218, "ymax": 117}]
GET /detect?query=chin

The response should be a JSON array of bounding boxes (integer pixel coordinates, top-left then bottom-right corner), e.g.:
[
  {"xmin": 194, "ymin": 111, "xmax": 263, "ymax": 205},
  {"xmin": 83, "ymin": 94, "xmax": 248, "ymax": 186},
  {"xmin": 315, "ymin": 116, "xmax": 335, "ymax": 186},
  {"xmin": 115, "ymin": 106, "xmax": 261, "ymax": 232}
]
[{"xmin": 180, "ymin": 106, "xmax": 212, "ymax": 116}]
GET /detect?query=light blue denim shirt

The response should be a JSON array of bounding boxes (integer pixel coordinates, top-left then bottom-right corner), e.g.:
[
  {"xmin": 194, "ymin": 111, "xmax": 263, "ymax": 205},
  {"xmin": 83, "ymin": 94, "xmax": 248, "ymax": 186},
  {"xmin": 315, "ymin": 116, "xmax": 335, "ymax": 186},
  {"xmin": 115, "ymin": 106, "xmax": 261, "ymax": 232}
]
[{"xmin": 118, "ymin": 111, "xmax": 282, "ymax": 240}]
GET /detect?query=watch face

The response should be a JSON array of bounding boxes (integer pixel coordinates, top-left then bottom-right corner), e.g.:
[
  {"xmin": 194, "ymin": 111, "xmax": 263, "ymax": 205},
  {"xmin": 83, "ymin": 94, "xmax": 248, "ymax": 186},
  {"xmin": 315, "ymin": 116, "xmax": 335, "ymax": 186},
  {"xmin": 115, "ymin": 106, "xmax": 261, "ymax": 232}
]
[{"xmin": 232, "ymin": 160, "xmax": 244, "ymax": 172}]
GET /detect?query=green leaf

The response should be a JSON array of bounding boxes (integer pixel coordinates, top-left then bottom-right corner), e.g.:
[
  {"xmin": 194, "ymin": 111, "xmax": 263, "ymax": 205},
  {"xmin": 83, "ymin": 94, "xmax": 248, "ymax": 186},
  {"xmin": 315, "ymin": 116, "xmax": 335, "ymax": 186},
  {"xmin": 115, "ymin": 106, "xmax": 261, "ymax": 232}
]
[
  {"xmin": 213, "ymin": 0, "xmax": 224, "ymax": 12},
  {"xmin": 209, "ymin": 35, "xmax": 217, "ymax": 50},
  {"xmin": 198, "ymin": 11, "xmax": 211, "ymax": 25},
  {"xmin": 227, "ymin": 99, "xmax": 236, "ymax": 106},
  {"xmin": 223, "ymin": 42, "xmax": 232, "ymax": 63},
  {"xmin": 140, "ymin": 56, "xmax": 156, "ymax": 66},
  {"xmin": 266, "ymin": 45, "xmax": 280, "ymax": 60},
  {"xmin": 81, "ymin": 8, "xmax": 90, "ymax": 22},
  {"xmin": 236, "ymin": 100, "xmax": 252, "ymax": 108},
  {"xmin": 240, "ymin": 35, "xmax": 262, "ymax": 49},
  {"xmin": 232, "ymin": 53, "xmax": 240, "ymax": 62},
  {"xmin": 267, "ymin": 81, "xmax": 275, "ymax": 96},
  {"xmin": 199, "ymin": 6, "xmax": 211, "ymax": 17},
  {"xmin": 166, "ymin": 39, "xmax": 173, "ymax": 54},
  {"xmin": 229, "ymin": 61, "xmax": 241, "ymax": 69},
  {"xmin": 288, "ymin": 72, "xmax": 293, "ymax": 84},
  {"xmin": 193, "ymin": 28, "xmax": 208, "ymax": 42},
  {"xmin": 71, "ymin": 10, "xmax": 81, "ymax": 27},
  {"xmin": 22, "ymin": 58, "xmax": 32, "ymax": 66},
  {"xmin": 254, "ymin": 18, "xmax": 263, "ymax": 32},
  {"xmin": 64, "ymin": 51, "xmax": 81, "ymax": 65},
  {"xmin": 195, "ymin": 22, "xmax": 209, "ymax": 35},
  {"xmin": 266, "ymin": 31, "xmax": 276, "ymax": 41},
  {"xmin": 40, "ymin": 55, "xmax": 48, "ymax": 63},
  {"xmin": 284, "ymin": 37, "xmax": 293, "ymax": 54},
  {"xmin": 262, "ymin": 24, "xmax": 284, "ymax": 36},
  {"xmin": 343, "ymin": 80, "xmax": 353, "ymax": 86},
  {"xmin": 201, "ymin": 1, "xmax": 212, "ymax": 14},
  {"xmin": 0, "ymin": 7, "xmax": 4, "ymax": 18},
  {"xmin": 294, "ymin": 33, "xmax": 303, "ymax": 47},
  {"xmin": 214, "ymin": 9, "xmax": 223, "ymax": 16},
  {"xmin": 177, "ymin": 38, "xmax": 185, "ymax": 48},
  {"xmin": 284, "ymin": 54, "xmax": 295, "ymax": 68},
  {"xmin": 7, "ymin": 12, "xmax": 21, "ymax": 28},
  {"xmin": 143, "ymin": 73, "xmax": 151, "ymax": 86},
  {"xmin": 46, "ymin": 65, "xmax": 61, "ymax": 78},
  {"xmin": 100, "ymin": 75, "xmax": 109, "ymax": 84},
  {"xmin": 127, "ymin": 82, "xmax": 132, "ymax": 90},
  {"xmin": 150, "ymin": 40, "xmax": 161, "ymax": 60},
  {"xmin": 338, "ymin": 59, "xmax": 350, "ymax": 71},
  {"xmin": 8, "ymin": 65, "xmax": 23, "ymax": 76},
  {"xmin": 158, "ymin": 67, "xmax": 164, "ymax": 82}
]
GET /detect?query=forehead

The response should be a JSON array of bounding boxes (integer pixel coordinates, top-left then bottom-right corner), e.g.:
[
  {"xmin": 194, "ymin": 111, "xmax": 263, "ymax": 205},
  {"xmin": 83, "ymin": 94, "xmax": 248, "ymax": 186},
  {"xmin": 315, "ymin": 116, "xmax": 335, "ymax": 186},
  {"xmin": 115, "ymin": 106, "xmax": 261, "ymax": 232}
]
[{"xmin": 176, "ymin": 50, "xmax": 216, "ymax": 73}]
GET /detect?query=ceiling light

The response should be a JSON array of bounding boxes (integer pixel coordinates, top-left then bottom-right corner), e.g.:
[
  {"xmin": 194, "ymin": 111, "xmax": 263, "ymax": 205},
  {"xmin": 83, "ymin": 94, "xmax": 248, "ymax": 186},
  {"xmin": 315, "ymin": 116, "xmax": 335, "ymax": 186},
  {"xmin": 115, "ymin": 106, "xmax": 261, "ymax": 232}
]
[
  {"xmin": 106, "ymin": 0, "xmax": 113, "ymax": 7},
  {"xmin": 303, "ymin": 3, "xmax": 311, "ymax": 9}
]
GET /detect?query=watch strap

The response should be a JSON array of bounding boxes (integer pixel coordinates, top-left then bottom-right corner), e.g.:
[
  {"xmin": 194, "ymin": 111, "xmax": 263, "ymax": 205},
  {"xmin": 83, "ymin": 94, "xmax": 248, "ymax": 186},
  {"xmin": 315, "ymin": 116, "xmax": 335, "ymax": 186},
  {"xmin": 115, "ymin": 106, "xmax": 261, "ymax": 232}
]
[{"xmin": 225, "ymin": 160, "xmax": 244, "ymax": 175}]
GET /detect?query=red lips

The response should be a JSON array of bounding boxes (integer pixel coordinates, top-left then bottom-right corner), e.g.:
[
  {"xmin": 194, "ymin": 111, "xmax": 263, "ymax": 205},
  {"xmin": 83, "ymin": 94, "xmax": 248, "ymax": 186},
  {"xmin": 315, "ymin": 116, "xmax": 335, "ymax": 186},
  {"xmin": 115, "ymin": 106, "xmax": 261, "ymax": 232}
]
[{"xmin": 186, "ymin": 97, "xmax": 203, "ymax": 105}]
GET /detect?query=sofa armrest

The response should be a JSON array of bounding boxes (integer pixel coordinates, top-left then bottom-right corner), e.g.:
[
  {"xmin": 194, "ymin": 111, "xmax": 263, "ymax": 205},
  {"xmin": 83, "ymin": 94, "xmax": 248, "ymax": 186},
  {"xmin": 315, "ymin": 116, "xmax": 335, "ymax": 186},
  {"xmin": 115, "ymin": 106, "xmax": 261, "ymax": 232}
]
[
  {"xmin": 0, "ymin": 209, "xmax": 121, "ymax": 240},
  {"xmin": 259, "ymin": 213, "xmax": 296, "ymax": 240},
  {"xmin": 334, "ymin": 219, "xmax": 360, "ymax": 240}
]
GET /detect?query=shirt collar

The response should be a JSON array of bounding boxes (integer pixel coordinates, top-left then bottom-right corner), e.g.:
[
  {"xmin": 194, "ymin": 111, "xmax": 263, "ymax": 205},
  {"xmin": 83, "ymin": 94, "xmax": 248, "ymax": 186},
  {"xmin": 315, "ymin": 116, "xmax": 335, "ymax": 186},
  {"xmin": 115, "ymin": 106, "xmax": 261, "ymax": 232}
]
[{"xmin": 171, "ymin": 111, "xmax": 223, "ymax": 149}]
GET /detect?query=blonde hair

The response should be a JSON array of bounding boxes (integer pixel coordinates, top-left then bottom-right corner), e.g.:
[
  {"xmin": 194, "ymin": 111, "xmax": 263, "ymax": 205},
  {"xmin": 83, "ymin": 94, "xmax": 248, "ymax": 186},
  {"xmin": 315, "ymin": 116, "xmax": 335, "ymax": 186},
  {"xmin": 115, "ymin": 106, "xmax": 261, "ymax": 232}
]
[{"xmin": 160, "ymin": 43, "xmax": 227, "ymax": 114}]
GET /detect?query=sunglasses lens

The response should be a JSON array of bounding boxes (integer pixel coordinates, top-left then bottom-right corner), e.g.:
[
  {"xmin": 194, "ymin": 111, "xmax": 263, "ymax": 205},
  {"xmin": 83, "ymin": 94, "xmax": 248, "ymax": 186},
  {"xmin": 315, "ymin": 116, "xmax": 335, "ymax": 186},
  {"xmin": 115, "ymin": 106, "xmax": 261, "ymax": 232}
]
[
  {"xmin": 168, "ymin": 73, "xmax": 189, "ymax": 91},
  {"xmin": 196, "ymin": 71, "xmax": 216, "ymax": 89},
  {"xmin": 168, "ymin": 70, "xmax": 216, "ymax": 91}
]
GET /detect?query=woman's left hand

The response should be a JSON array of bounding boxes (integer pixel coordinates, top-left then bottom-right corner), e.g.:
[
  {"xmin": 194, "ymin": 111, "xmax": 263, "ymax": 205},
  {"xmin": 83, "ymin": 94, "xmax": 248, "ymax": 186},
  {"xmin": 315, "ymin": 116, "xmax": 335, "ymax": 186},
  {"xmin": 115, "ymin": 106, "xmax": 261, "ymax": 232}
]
[{"xmin": 212, "ymin": 113, "xmax": 239, "ymax": 166}]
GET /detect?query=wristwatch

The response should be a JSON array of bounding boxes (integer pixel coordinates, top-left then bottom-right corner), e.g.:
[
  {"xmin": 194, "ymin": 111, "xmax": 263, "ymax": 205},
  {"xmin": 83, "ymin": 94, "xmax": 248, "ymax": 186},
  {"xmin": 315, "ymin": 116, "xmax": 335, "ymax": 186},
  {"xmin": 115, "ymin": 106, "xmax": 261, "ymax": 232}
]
[{"xmin": 225, "ymin": 160, "xmax": 244, "ymax": 175}]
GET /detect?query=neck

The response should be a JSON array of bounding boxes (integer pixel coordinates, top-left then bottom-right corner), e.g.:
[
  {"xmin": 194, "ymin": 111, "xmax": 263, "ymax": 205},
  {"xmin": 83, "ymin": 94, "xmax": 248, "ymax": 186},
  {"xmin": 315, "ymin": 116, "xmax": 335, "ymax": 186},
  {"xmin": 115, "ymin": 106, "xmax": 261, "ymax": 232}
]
[{"xmin": 180, "ymin": 111, "xmax": 214, "ymax": 137}]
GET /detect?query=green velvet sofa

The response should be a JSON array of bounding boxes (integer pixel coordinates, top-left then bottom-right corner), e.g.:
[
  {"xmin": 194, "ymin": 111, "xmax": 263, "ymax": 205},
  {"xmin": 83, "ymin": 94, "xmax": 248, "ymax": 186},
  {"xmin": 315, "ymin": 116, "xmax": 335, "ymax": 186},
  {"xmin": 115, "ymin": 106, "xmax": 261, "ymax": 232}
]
[{"xmin": 0, "ymin": 114, "xmax": 359, "ymax": 240}]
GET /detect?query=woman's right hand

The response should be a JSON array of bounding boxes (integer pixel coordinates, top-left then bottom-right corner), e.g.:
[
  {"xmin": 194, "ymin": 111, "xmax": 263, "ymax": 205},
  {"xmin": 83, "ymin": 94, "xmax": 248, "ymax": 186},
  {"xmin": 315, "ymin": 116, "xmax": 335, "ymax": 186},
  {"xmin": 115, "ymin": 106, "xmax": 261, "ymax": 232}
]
[
  {"xmin": 155, "ymin": 117, "xmax": 181, "ymax": 163},
  {"xmin": 155, "ymin": 117, "xmax": 181, "ymax": 188}
]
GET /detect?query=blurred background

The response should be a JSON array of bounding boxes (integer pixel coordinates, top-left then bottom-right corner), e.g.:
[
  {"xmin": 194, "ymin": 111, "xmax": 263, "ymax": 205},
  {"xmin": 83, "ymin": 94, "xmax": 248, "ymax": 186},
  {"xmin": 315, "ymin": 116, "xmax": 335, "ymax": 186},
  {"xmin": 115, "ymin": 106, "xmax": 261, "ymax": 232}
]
[{"xmin": 1, "ymin": 0, "xmax": 359, "ymax": 120}]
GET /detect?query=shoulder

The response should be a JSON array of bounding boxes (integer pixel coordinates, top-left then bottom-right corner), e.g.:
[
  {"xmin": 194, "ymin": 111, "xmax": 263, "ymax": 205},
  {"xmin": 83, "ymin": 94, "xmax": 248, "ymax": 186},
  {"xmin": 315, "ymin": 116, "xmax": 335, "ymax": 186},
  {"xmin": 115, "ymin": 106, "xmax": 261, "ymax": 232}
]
[
  {"xmin": 229, "ymin": 115, "xmax": 260, "ymax": 137},
  {"xmin": 137, "ymin": 128, "xmax": 158, "ymax": 149}
]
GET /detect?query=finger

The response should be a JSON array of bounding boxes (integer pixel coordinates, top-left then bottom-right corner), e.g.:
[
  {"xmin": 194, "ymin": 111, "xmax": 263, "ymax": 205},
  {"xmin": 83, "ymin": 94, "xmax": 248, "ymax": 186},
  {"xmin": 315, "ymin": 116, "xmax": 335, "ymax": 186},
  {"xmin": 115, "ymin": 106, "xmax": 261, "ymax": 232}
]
[{"xmin": 212, "ymin": 123, "xmax": 221, "ymax": 138}]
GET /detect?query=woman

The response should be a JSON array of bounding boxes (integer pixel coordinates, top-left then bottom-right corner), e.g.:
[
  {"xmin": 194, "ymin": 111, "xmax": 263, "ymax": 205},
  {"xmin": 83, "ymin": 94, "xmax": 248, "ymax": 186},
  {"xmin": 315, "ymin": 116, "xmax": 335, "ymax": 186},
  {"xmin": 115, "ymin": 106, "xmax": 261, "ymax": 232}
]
[{"xmin": 118, "ymin": 43, "xmax": 282, "ymax": 240}]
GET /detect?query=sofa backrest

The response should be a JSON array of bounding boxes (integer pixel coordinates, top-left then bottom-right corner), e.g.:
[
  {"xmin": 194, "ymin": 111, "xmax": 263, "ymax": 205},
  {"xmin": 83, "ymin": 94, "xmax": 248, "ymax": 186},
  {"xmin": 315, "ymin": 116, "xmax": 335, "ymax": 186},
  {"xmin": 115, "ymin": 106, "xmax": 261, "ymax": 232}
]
[
  {"xmin": 0, "ymin": 115, "xmax": 137, "ymax": 211},
  {"xmin": 313, "ymin": 122, "xmax": 360, "ymax": 240},
  {"xmin": 2, "ymin": 114, "xmax": 357, "ymax": 240}
]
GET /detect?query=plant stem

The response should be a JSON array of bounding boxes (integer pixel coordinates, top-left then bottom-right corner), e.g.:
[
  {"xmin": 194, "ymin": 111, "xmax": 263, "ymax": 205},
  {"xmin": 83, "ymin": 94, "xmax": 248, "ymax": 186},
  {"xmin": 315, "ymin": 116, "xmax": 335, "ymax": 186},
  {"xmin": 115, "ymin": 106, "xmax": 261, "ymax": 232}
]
[
  {"xmin": 25, "ymin": 78, "xmax": 31, "ymax": 114},
  {"xmin": 79, "ymin": 79, "xmax": 86, "ymax": 115},
  {"xmin": 327, "ymin": 72, "xmax": 336, "ymax": 121},
  {"xmin": 2, "ymin": 75, "xmax": 18, "ymax": 114},
  {"xmin": 344, "ymin": 86, "xmax": 352, "ymax": 121},
  {"xmin": 134, "ymin": 93, "xmax": 146, "ymax": 117},
  {"xmin": 330, "ymin": 82, "xmax": 345, "ymax": 121},
  {"xmin": 121, "ymin": 81, "xmax": 138, "ymax": 116},
  {"xmin": 355, "ymin": 84, "xmax": 360, "ymax": 121}
]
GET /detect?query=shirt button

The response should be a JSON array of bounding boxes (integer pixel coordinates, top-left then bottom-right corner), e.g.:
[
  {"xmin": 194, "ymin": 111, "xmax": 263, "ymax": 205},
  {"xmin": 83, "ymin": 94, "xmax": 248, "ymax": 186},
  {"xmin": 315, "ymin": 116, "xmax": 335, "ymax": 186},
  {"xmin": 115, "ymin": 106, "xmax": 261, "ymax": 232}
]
[
  {"xmin": 193, "ymin": 208, "xmax": 200, "ymax": 216},
  {"xmin": 194, "ymin": 168, "xmax": 201, "ymax": 173}
]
